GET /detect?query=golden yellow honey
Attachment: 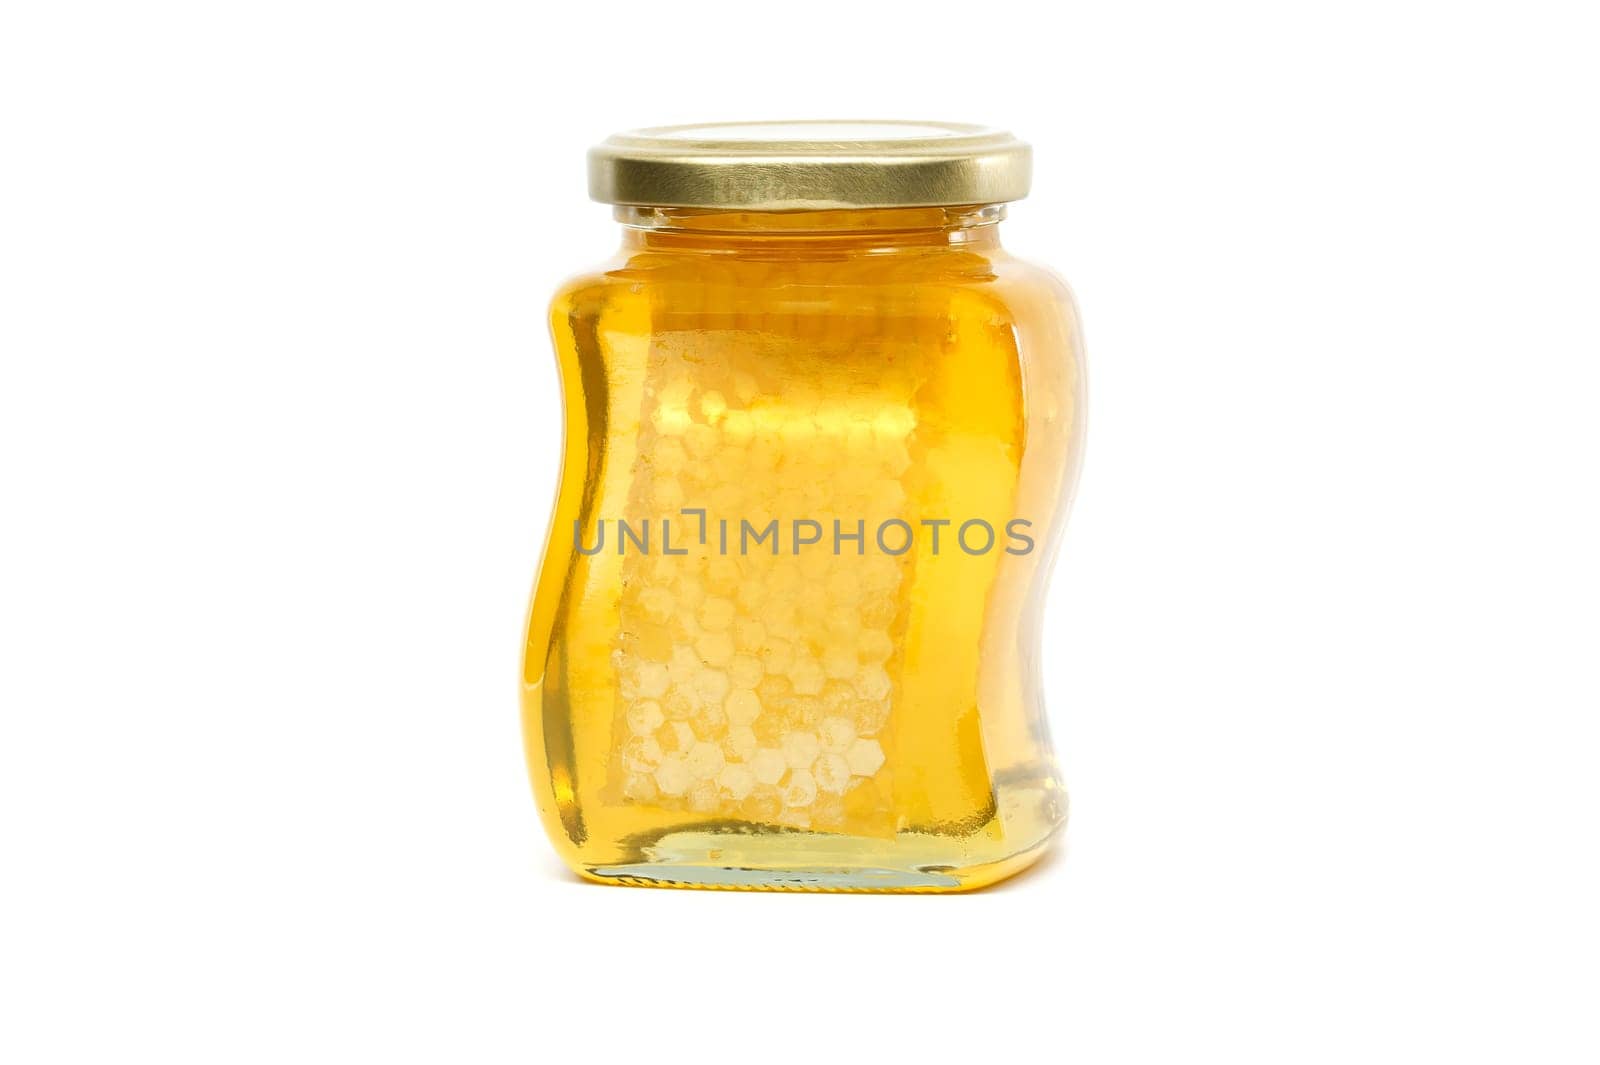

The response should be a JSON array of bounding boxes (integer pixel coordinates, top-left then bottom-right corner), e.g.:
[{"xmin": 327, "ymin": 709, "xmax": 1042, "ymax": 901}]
[{"xmin": 523, "ymin": 125, "xmax": 1085, "ymax": 891}]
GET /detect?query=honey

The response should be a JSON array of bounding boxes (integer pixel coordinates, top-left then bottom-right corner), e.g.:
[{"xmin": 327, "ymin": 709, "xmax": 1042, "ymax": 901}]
[{"xmin": 523, "ymin": 123, "xmax": 1086, "ymax": 890}]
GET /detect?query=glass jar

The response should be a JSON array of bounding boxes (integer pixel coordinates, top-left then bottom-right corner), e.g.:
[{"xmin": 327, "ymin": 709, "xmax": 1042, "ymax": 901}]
[{"xmin": 523, "ymin": 122, "xmax": 1086, "ymax": 891}]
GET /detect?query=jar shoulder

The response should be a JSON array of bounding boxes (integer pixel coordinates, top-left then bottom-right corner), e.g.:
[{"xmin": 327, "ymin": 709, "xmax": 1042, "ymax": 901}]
[
  {"xmin": 983, "ymin": 251, "xmax": 1084, "ymax": 337},
  {"xmin": 547, "ymin": 255, "xmax": 634, "ymax": 323},
  {"xmin": 551, "ymin": 247, "xmax": 1080, "ymax": 332}
]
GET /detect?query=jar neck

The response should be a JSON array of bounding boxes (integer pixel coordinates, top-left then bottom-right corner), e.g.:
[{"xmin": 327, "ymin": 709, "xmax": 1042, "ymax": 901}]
[{"xmin": 617, "ymin": 204, "xmax": 1005, "ymax": 252}]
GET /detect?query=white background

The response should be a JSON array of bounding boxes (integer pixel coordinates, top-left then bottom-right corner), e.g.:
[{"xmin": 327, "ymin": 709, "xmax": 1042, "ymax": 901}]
[{"xmin": 2, "ymin": 1, "xmax": 1596, "ymax": 1061}]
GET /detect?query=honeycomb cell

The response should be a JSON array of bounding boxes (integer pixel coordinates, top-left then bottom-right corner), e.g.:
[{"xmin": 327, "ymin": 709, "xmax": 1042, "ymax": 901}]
[
  {"xmin": 699, "ymin": 390, "xmax": 727, "ymax": 422},
  {"xmin": 685, "ymin": 741, "xmax": 726, "ymax": 781},
  {"xmin": 857, "ymin": 629, "xmax": 892, "ymax": 663},
  {"xmin": 781, "ymin": 731, "xmax": 821, "ymax": 770},
  {"xmin": 858, "ymin": 597, "xmax": 897, "ymax": 630},
  {"xmin": 733, "ymin": 618, "xmax": 766, "ymax": 653},
  {"xmin": 698, "ymin": 597, "xmax": 736, "ymax": 632},
  {"xmin": 717, "ymin": 762, "xmax": 755, "ymax": 801},
  {"xmin": 691, "ymin": 700, "xmax": 726, "ymax": 736},
  {"xmin": 759, "ymin": 638, "xmax": 795, "ymax": 677},
  {"xmin": 749, "ymin": 748, "xmax": 787, "ymax": 786},
  {"xmin": 675, "ymin": 577, "xmax": 705, "ymax": 611},
  {"xmin": 756, "ymin": 674, "xmax": 791, "ymax": 708},
  {"xmin": 819, "ymin": 682, "xmax": 854, "ymax": 717},
  {"xmin": 694, "ymin": 631, "xmax": 734, "ymax": 669},
  {"xmin": 851, "ymin": 699, "xmax": 890, "ymax": 737},
  {"xmin": 686, "ymin": 780, "xmax": 720, "ymax": 812},
  {"xmin": 811, "ymin": 795, "xmax": 847, "ymax": 830},
  {"xmin": 821, "ymin": 644, "xmax": 857, "ymax": 681},
  {"xmin": 727, "ymin": 654, "xmax": 763, "ymax": 690},
  {"xmin": 627, "ymin": 700, "xmax": 665, "ymax": 736},
  {"xmin": 777, "ymin": 806, "xmax": 811, "ymax": 830},
  {"xmin": 666, "ymin": 721, "xmax": 695, "ymax": 753},
  {"xmin": 623, "ymin": 773, "xmax": 657, "ymax": 804},
  {"xmin": 706, "ymin": 558, "xmax": 741, "ymax": 594},
  {"xmin": 731, "ymin": 372, "xmax": 759, "ymax": 405},
  {"xmin": 845, "ymin": 738, "xmax": 885, "ymax": 777},
  {"xmin": 724, "ymin": 725, "xmax": 758, "ymax": 763},
  {"xmin": 825, "ymin": 607, "xmax": 862, "ymax": 641},
  {"xmin": 735, "ymin": 579, "xmax": 766, "ymax": 614},
  {"xmin": 853, "ymin": 665, "xmax": 891, "ymax": 702},
  {"xmin": 663, "ymin": 690, "xmax": 695, "ymax": 722},
  {"xmin": 638, "ymin": 586, "xmax": 675, "ymax": 623},
  {"xmin": 650, "ymin": 405, "xmax": 689, "ymax": 437},
  {"xmin": 654, "ymin": 754, "xmax": 690, "ymax": 797},
  {"xmin": 622, "ymin": 735, "xmax": 661, "ymax": 775},
  {"xmin": 783, "ymin": 769, "xmax": 818, "ymax": 808},
  {"xmin": 825, "ymin": 570, "xmax": 861, "ymax": 605},
  {"xmin": 742, "ymin": 784, "xmax": 781, "ymax": 822},
  {"xmin": 693, "ymin": 667, "xmax": 731, "ymax": 705},
  {"xmin": 814, "ymin": 753, "xmax": 851, "ymax": 795},
  {"xmin": 685, "ymin": 422, "xmax": 719, "ymax": 460},
  {"xmin": 819, "ymin": 715, "xmax": 856, "ymax": 752},
  {"xmin": 788, "ymin": 696, "xmax": 821, "ymax": 729},
  {"xmin": 722, "ymin": 407, "xmax": 753, "ymax": 443},
  {"xmin": 667, "ymin": 647, "xmax": 700, "ymax": 688},
  {"xmin": 636, "ymin": 662, "xmax": 670, "ymax": 700},
  {"xmin": 724, "ymin": 688, "xmax": 761, "ymax": 727},
  {"xmin": 790, "ymin": 657, "xmax": 825, "ymax": 696}
]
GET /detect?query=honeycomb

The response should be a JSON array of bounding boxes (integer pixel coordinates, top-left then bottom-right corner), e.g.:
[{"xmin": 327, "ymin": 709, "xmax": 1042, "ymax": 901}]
[{"xmin": 610, "ymin": 335, "xmax": 911, "ymax": 832}]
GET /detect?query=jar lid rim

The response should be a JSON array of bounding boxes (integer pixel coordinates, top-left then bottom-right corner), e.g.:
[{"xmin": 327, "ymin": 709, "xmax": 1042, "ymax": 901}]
[{"xmin": 588, "ymin": 120, "xmax": 1032, "ymax": 210}]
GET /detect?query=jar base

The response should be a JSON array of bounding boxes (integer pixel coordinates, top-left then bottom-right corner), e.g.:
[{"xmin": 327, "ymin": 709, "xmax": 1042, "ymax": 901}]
[
  {"xmin": 567, "ymin": 781, "xmax": 1065, "ymax": 893},
  {"xmin": 587, "ymin": 862, "xmax": 968, "ymax": 892}
]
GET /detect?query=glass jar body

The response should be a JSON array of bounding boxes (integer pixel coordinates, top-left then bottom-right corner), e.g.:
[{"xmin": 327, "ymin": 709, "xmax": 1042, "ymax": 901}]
[{"xmin": 523, "ymin": 207, "xmax": 1085, "ymax": 891}]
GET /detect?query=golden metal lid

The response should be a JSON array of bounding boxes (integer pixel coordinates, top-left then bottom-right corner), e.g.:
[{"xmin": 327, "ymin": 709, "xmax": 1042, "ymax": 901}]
[{"xmin": 588, "ymin": 121, "xmax": 1032, "ymax": 210}]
